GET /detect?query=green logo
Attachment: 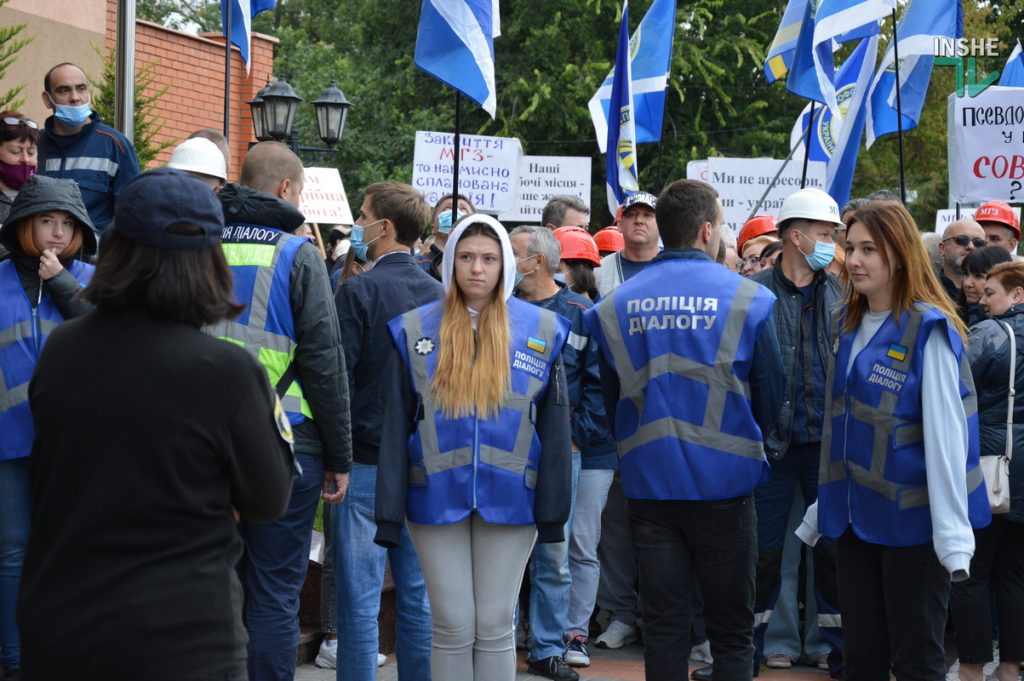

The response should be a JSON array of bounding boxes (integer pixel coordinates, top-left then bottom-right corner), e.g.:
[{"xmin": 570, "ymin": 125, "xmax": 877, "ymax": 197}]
[{"xmin": 936, "ymin": 57, "xmax": 1001, "ymax": 97}]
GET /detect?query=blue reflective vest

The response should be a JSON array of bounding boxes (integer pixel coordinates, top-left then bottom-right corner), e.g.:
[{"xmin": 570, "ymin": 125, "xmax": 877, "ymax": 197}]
[
  {"xmin": 207, "ymin": 223, "xmax": 310, "ymax": 425},
  {"xmin": 585, "ymin": 257, "xmax": 776, "ymax": 500},
  {"xmin": 0, "ymin": 259, "xmax": 93, "ymax": 460},
  {"xmin": 818, "ymin": 305, "xmax": 991, "ymax": 546},
  {"xmin": 388, "ymin": 297, "xmax": 569, "ymax": 526}
]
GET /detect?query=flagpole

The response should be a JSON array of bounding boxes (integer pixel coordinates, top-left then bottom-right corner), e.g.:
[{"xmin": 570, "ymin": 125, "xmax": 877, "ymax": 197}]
[
  {"xmin": 452, "ymin": 91, "xmax": 461, "ymax": 227},
  {"xmin": 746, "ymin": 114, "xmax": 814, "ymax": 222},
  {"xmin": 223, "ymin": 0, "xmax": 232, "ymax": 137},
  {"xmin": 801, "ymin": 102, "xmax": 815, "ymax": 189},
  {"xmin": 891, "ymin": 8, "xmax": 906, "ymax": 203}
]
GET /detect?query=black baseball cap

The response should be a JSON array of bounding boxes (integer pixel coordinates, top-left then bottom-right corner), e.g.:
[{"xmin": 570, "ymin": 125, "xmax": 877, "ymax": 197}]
[
  {"xmin": 621, "ymin": 191, "xmax": 657, "ymax": 213},
  {"xmin": 113, "ymin": 168, "xmax": 223, "ymax": 251}
]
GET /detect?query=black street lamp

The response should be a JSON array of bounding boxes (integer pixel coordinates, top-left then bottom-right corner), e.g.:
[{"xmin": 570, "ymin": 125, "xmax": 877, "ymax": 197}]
[{"xmin": 248, "ymin": 74, "xmax": 352, "ymax": 157}]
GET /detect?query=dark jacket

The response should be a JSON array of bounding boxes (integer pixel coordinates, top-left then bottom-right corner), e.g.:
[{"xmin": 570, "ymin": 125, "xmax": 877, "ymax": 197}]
[
  {"xmin": 38, "ymin": 112, "xmax": 141, "ymax": 232},
  {"xmin": 529, "ymin": 283, "xmax": 616, "ymax": 469},
  {"xmin": 750, "ymin": 260, "xmax": 842, "ymax": 456},
  {"xmin": 219, "ymin": 183, "xmax": 352, "ymax": 472},
  {"xmin": 334, "ymin": 251, "xmax": 444, "ymax": 466},
  {"xmin": 600, "ymin": 248, "xmax": 784, "ymax": 442},
  {"xmin": 416, "ymin": 242, "xmax": 444, "ymax": 282},
  {"xmin": 0, "ymin": 175, "xmax": 99, "ymax": 317},
  {"xmin": 0, "ymin": 190, "xmax": 14, "ymax": 259},
  {"xmin": 968, "ymin": 307, "xmax": 1024, "ymax": 522}
]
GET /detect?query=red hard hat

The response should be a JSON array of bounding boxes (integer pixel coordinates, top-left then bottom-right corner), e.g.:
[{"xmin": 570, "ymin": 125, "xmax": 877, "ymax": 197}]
[
  {"xmin": 593, "ymin": 226, "xmax": 625, "ymax": 253},
  {"xmin": 553, "ymin": 226, "xmax": 601, "ymax": 266},
  {"xmin": 737, "ymin": 215, "xmax": 778, "ymax": 256},
  {"xmin": 975, "ymin": 200, "xmax": 1021, "ymax": 238}
]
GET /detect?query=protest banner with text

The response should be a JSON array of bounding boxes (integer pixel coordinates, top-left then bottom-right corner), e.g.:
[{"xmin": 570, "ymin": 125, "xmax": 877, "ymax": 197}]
[{"xmin": 412, "ymin": 131, "xmax": 522, "ymax": 213}]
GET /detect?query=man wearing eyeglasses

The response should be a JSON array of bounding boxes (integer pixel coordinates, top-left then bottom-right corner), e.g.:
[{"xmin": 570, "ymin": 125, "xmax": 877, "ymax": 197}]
[
  {"xmin": 37, "ymin": 63, "xmax": 141, "ymax": 234},
  {"xmin": 937, "ymin": 218, "xmax": 986, "ymax": 303}
]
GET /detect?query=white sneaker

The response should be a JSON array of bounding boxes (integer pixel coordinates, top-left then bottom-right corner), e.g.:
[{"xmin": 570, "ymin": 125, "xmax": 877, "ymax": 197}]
[
  {"xmin": 315, "ymin": 638, "xmax": 338, "ymax": 669},
  {"xmin": 689, "ymin": 640, "xmax": 713, "ymax": 664},
  {"xmin": 377, "ymin": 653, "xmax": 387, "ymax": 667},
  {"xmin": 594, "ymin": 620, "xmax": 638, "ymax": 649},
  {"xmin": 564, "ymin": 634, "xmax": 591, "ymax": 667}
]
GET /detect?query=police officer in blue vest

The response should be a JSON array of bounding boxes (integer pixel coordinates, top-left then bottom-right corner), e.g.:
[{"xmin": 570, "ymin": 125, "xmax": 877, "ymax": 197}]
[
  {"xmin": 797, "ymin": 200, "xmax": 990, "ymax": 681},
  {"xmin": 210, "ymin": 141, "xmax": 352, "ymax": 681},
  {"xmin": 584, "ymin": 179, "xmax": 783, "ymax": 681}
]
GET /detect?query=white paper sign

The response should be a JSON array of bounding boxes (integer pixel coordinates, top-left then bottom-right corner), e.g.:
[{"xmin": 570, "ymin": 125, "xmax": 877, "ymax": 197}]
[
  {"xmin": 686, "ymin": 160, "xmax": 709, "ymax": 182},
  {"xmin": 948, "ymin": 87, "xmax": 1024, "ymax": 204},
  {"xmin": 299, "ymin": 167, "xmax": 353, "ymax": 225},
  {"xmin": 412, "ymin": 131, "xmax": 522, "ymax": 213},
  {"xmin": 706, "ymin": 157, "xmax": 828, "ymax": 235},
  {"xmin": 497, "ymin": 156, "xmax": 591, "ymax": 223}
]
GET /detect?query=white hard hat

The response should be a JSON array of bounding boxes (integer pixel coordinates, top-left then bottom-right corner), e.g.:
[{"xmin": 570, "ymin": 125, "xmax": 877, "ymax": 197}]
[
  {"xmin": 167, "ymin": 137, "xmax": 227, "ymax": 181},
  {"xmin": 777, "ymin": 187, "xmax": 842, "ymax": 229}
]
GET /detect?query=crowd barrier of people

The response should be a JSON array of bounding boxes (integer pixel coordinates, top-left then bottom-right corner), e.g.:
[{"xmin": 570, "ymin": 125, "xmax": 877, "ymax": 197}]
[{"xmin": 0, "ymin": 60, "xmax": 1021, "ymax": 681}]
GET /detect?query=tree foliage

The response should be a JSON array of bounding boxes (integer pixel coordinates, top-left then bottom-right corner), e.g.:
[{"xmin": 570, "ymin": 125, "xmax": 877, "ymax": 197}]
[
  {"xmin": 137, "ymin": 0, "xmax": 1023, "ymax": 226},
  {"xmin": 0, "ymin": 0, "xmax": 34, "ymax": 111},
  {"xmin": 89, "ymin": 46, "xmax": 173, "ymax": 167}
]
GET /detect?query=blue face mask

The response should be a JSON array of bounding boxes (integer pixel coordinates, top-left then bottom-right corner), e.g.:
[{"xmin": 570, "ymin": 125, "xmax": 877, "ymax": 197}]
[
  {"xmin": 797, "ymin": 231, "xmax": 836, "ymax": 271},
  {"xmin": 438, "ymin": 209, "xmax": 464, "ymax": 235},
  {"xmin": 350, "ymin": 219, "xmax": 384, "ymax": 262},
  {"xmin": 514, "ymin": 255, "xmax": 538, "ymax": 287},
  {"xmin": 50, "ymin": 99, "xmax": 92, "ymax": 128},
  {"xmin": 554, "ymin": 272, "xmax": 566, "ymax": 284}
]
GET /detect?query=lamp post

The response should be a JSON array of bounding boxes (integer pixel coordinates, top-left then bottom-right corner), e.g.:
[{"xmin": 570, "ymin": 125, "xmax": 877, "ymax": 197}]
[{"xmin": 248, "ymin": 74, "xmax": 352, "ymax": 158}]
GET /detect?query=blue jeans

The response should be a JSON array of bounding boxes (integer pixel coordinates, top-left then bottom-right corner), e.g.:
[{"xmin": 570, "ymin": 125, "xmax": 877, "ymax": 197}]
[
  {"xmin": 528, "ymin": 452, "xmax": 581, "ymax": 661},
  {"xmin": 334, "ymin": 462, "xmax": 431, "ymax": 681},
  {"xmin": 0, "ymin": 458, "xmax": 29, "ymax": 669},
  {"xmin": 753, "ymin": 443, "xmax": 841, "ymax": 673},
  {"xmin": 238, "ymin": 451, "xmax": 323, "ymax": 681},
  {"xmin": 763, "ymin": 494, "xmax": 829, "ymax": 662},
  {"xmin": 567, "ymin": 468, "xmax": 614, "ymax": 635}
]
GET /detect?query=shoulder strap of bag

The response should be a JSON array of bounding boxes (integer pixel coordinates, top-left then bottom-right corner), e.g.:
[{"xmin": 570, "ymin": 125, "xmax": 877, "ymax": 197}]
[{"xmin": 1000, "ymin": 321, "xmax": 1016, "ymax": 462}]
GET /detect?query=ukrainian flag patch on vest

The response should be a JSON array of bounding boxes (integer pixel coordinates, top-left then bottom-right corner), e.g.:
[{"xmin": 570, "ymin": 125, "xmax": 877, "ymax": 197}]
[
  {"xmin": 527, "ymin": 336, "xmax": 547, "ymax": 354},
  {"xmin": 886, "ymin": 344, "xmax": 908, "ymax": 362}
]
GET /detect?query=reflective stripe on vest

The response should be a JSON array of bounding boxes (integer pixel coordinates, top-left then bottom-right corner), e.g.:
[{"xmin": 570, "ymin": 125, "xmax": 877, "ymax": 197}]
[
  {"xmin": 402, "ymin": 305, "xmax": 554, "ymax": 489},
  {"xmin": 598, "ymin": 277, "xmax": 763, "ymax": 461},
  {"xmin": 0, "ymin": 260, "xmax": 93, "ymax": 459},
  {"xmin": 208, "ymin": 230, "xmax": 311, "ymax": 419},
  {"xmin": 821, "ymin": 309, "xmax": 983, "ymax": 510}
]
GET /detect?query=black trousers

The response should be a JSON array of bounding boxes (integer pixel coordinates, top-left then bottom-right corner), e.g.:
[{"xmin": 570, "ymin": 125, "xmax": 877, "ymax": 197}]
[
  {"xmin": 837, "ymin": 529, "xmax": 950, "ymax": 681},
  {"xmin": 628, "ymin": 495, "xmax": 757, "ymax": 681},
  {"xmin": 950, "ymin": 516, "xmax": 1024, "ymax": 663}
]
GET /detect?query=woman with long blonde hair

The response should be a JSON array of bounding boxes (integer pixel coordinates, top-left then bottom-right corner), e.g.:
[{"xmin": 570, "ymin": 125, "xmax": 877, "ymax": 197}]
[
  {"xmin": 375, "ymin": 214, "xmax": 572, "ymax": 681},
  {"xmin": 797, "ymin": 200, "xmax": 990, "ymax": 681}
]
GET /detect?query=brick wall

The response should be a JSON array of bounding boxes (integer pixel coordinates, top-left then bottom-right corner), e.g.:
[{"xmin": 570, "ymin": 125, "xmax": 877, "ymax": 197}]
[{"xmin": 105, "ymin": 3, "xmax": 276, "ymax": 181}]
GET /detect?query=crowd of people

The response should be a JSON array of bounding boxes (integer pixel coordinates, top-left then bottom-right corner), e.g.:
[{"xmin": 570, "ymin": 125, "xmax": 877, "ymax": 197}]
[{"xmin": 0, "ymin": 59, "xmax": 1021, "ymax": 681}]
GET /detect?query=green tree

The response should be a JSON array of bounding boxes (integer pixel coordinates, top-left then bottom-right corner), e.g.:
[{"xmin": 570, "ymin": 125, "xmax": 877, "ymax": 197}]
[
  {"xmin": 136, "ymin": 0, "xmax": 220, "ymax": 33},
  {"xmin": 89, "ymin": 46, "xmax": 173, "ymax": 168},
  {"xmin": 0, "ymin": 0, "xmax": 34, "ymax": 110}
]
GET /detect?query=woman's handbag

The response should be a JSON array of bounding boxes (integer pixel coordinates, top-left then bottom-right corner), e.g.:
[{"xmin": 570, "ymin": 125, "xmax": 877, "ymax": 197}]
[{"xmin": 981, "ymin": 321, "xmax": 1015, "ymax": 514}]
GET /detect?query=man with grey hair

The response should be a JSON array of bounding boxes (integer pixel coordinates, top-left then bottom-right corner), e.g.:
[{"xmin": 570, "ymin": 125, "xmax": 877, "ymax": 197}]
[
  {"xmin": 542, "ymin": 195, "xmax": 591, "ymax": 230},
  {"xmin": 510, "ymin": 225, "xmax": 615, "ymax": 677},
  {"xmin": 937, "ymin": 218, "xmax": 986, "ymax": 301}
]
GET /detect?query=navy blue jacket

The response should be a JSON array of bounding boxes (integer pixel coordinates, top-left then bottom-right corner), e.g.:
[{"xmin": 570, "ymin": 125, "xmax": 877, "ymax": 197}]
[
  {"xmin": 528, "ymin": 283, "xmax": 616, "ymax": 469},
  {"xmin": 335, "ymin": 251, "xmax": 444, "ymax": 465},
  {"xmin": 599, "ymin": 249, "xmax": 783, "ymax": 443},
  {"xmin": 39, "ymin": 113, "xmax": 141, "ymax": 232}
]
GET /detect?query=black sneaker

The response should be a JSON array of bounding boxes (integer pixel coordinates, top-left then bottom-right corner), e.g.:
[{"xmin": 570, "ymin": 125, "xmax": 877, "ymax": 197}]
[{"xmin": 528, "ymin": 655, "xmax": 580, "ymax": 680}]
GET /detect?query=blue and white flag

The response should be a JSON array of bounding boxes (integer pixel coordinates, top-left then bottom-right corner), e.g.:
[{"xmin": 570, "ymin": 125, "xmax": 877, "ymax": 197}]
[
  {"xmin": 809, "ymin": 0, "xmax": 895, "ymax": 117},
  {"xmin": 589, "ymin": 0, "xmax": 676, "ymax": 154},
  {"xmin": 790, "ymin": 34, "xmax": 874, "ymax": 163},
  {"xmin": 605, "ymin": 2, "xmax": 640, "ymax": 215},
  {"xmin": 765, "ymin": 0, "xmax": 808, "ymax": 83},
  {"xmin": 999, "ymin": 40, "xmax": 1024, "ymax": 87},
  {"xmin": 865, "ymin": 0, "xmax": 962, "ymax": 147},
  {"xmin": 826, "ymin": 33, "xmax": 880, "ymax": 209},
  {"xmin": 222, "ymin": 0, "xmax": 275, "ymax": 70},
  {"xmin": 415, "ymin": 0, "xmax": 501, "ymax": 118}
]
